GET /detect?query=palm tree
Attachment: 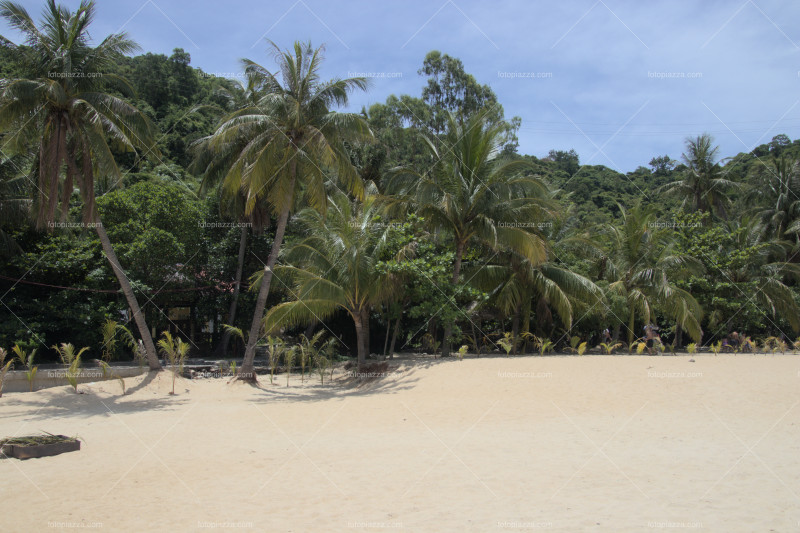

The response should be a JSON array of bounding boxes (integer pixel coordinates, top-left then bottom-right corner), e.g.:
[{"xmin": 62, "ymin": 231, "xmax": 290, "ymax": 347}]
[
  {"xmin": 471, "ymin": 217, "xmax": 603, "ymax": 352},
  {"xmin": 262, "ymin": 188, "xmax": 394, "ymax": 368},
  {"xmin": 201, "ymin": 41, "xmax": 370, "ymax": 379},
  {"xmin": 660, "ymin": 134, "xmax": 737, "ymax": 219},
  {"xmin": 601, "ymin": 204, "xmax": 704, "ymax": 346},
  {"xmin": 385, "ymin": 110, "xmax": 552, "ymax": 356},
  {"xmin": 715, "ymin": 217, "xmax": 800, "ymax": 333},
  {"xmin": 0, "ymin": 0, "xmax": 162, "ymax": 369},
  {"xmin": 193, "ymin": 76, "xmax": 271, "ymax": 357},
  {"xmin": 748, "ymin": 155, "xmax": 800, "ymax": 240}
]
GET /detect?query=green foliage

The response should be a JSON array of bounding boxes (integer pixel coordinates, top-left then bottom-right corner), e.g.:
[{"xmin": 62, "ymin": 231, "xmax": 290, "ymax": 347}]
[
  {"xmin": 12, "ymin": 344, "xmax": 37, "ymax": 392},
  {"xmin": 577, "ymin": 342, "xmax": 588, "ymax": 356},
  {"xmin": 157, "ymin": 331, "xmax": 189, "ymax": 395},
  {"xmin": 314, "ymin": 337, "xmax": 337, "ymax": 385},
  {"xmin": 98, "ymin": 361, "xmax": 126, "ymax": 395},
  {"xmin": 264, "ymin": 336, "xmax": 284, "ymax": 386},
  {"xmin": 497, "ymin": 333, "xmax": 514, "ymax": 357},
  {"xmin": 456, "ymin": 345, "xmax": 469, "ymax": 361},
  {"xmin": 599, "ymin": 342, "xmax": 622, "ymax": 355},
  {"xmin": 0, "ymin": 347, "xmax": 14, "ymax": 396},
  {"xmin": 52, "ymin": 343, "xmax": 88, "ymax": 393},
  {"xmin": 284, "ymin": 346, "xmax": 295, "ymax": 387}
]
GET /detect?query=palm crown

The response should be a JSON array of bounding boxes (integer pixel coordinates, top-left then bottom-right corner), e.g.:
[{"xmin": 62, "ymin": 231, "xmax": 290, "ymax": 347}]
[{"xmin": 0, "ymin": 0, "xmax": 157, "ymax": 227}]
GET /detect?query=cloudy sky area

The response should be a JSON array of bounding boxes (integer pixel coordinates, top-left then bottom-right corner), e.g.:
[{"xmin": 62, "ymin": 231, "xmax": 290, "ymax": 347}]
[{"xmin": 3, "ymin": 0, "xmax": 800, "ymax": 171}]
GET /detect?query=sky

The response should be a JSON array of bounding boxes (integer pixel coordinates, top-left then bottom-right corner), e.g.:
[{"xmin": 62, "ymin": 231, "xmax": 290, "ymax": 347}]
[{"xmin": 2, "ymin": 0, "xmax": 800, "ymax": 171}]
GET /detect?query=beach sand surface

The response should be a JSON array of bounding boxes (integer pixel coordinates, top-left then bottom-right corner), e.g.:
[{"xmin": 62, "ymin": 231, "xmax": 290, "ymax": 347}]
[{"xmin": 1, "ymin": 354, "xmax": 799, "ymax": 532}]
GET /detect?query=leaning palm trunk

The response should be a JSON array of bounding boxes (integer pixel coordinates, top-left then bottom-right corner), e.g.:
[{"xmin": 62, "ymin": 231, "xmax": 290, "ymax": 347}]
[
  {"xmin": 215, "ymin": 226, "xmax": 248, "ymax": 357},
  {"xmin": 238, "ymin": 206, "xmax": 291, "ymax": 380},
  {"xmin": 95, "ymin": 219, "xmax": 161, "ymax": 370}
]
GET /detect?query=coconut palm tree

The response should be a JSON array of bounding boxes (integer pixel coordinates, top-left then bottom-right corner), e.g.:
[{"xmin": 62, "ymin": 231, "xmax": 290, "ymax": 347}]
[
  {"xmin": 748, "ymin": 155, "xmax": 800, "ymax": 241},
  {"xmin": 471, "ymin": 217, "xmax": 603, "ymax": 352},
  {"xmin": 601, "ymin": 204, "xmax": 704, "ymax": 346},
  {"xmin": 385, "ymin": 110, "xmax": 552, "ymax": 356},
  {"xmin": 261, "ymin": 188, "xmax": 394, "ymax": 368},
  {"xmin": 193, "ymin": 75, "xmax": 272, "ymax": 357},
  {"xmin": 660, "ymin": 134, "xmax": 737, "ymax": 219},
  {"xmin": 0, "ymin": 0, "xmax": 162, "ymax": 369},
  {"xmin": 201, "ymin": 41, "xmax": 370, "ymax": 379},
  {"xmin": 716, "ymin": 217, "xmax": 800, "ymax": 333}
]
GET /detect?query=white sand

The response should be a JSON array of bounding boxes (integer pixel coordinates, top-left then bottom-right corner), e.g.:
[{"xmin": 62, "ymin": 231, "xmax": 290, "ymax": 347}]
[{"xmin": 1, "ymin": 354, "xmax": 799, "ymax": 532}]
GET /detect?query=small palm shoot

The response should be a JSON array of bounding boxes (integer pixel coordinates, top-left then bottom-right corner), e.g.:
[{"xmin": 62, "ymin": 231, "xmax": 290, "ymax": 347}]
[
  {"xmin": 687, "ymin": 343, "xmax": 697, "ymax": 355},
  {"xmin": 569, "ymin": 336, "xmax": 581, "ymax": 351},
  {"xmin": 422, "ymin": 333, "xmax": 441, "ymax": 355},
  {"xmin": 157, "ymin": 331, "xmax": 189, "ymax": 395},
  {"xmin": 313, "ymin": 339, "xmax": 337, "ymax": 386},
  {"xmin": 711, "ymin": 341, "xmax": 722, "ymax": 356},
  {"xmin": 117, "ymin": 324, "xmax": 147, "ymax": 370},
  {"xmin": 538, "ymin": 338, "xmax": 554, "ymax": 356},
  {"xmin": 265, "ymin": 336, "xmax": 284, "ymax": 385},
  {"xmin": 636, "ymin": 342, "xmax": 647, "ymax": 355},
  {"xmin": 98, "ymin": 361, "xmax": 126, "ymax": 394},
  {"xmin": 0, "ymin": 348, "xmax": 14, "ymax": 397},
  {"xmin": 13, "ymin": 345, "xmax": 38, "ymax": 392},
  {"xmin": 284, "ymin": 346, "xmax": 296, "ymax": 387},
  {"xmin": 456, "ymin": 345, "xmax": 469, "ymax": 361},
  {"xmin": 497, "ymin": 332, "xmax": 515, "ymax": 357},
  {"xmin": 100, "ymin": 319, "xmax": 119, "ymax": 363},
  {"xmin": 577, "ymin": 342, "xmax": 588, "ymax": 356},
  {"xmin": 599, "ymin": 342, "xmax": 622, "ymax": 355},
  {"xmin": 53, "ymin": 343, "xmax": 88, "ymax": 393}
]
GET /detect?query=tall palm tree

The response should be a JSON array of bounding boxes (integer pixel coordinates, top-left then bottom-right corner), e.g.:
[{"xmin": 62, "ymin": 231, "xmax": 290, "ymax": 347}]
[
  {"xmin": 201, "ymin": 41, "xmax": 370, "ymax": 379},
  {"xmin": 262, "ymin": 188, "xmax": 394, "ymax": 367},
  {"xmin": 386, "ymin": 111, "xmax": 552, "ymax": 356},
  {"xmin": 193, "ymin": 76, "xmax": 271, "ymax": 357},
  {"xmin": 660, "ymin": 134, "xmax": 737, "ymax": 219},
  {"xmin": 0, "ymin": 0, "xmax": 162, "ymax": 369},
  {"xmin": 601, "ymin": 204, "xmax": 704, "ymax": 346}
]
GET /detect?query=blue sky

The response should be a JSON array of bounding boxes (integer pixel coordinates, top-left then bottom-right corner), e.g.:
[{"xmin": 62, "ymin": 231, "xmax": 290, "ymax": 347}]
[{"xmin": 3, "ymin": 0, "xmax": 800, "ymax": 171}]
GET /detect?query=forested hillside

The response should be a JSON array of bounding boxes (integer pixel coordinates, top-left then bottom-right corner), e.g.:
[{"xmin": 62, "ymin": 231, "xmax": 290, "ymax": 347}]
[{"xmin": 2, "ymin": 6, "xmax": 799, "ymax": 365}]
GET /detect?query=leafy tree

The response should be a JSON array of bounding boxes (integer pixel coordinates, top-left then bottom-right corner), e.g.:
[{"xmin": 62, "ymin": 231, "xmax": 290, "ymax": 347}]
[{"xmin": 0, "ymin": 0, "xmax": 162, "ymax": 369}]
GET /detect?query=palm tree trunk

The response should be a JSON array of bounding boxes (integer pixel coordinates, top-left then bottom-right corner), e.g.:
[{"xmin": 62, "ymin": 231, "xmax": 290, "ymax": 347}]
[
  {"xmin": 238, "ymin": 206, "xmax": 291, "ymax": 380},
  {"xmin": 95, "ymin": 220, "xmax": 161, "ymax": 371},
  {"xmin": 441, "ymin": 239, "xmax": 466, "ymax": 357},
  {"xmin": 627, "ymin": 306, "xmax": 636, "ymax": 347},
  {"xmin": 383, "ymin": 307, "xmax": 391, "ymax": 357},
  {"xmin": 521, "ymin": 299, "xmax": 531, "ymax": 353},
  {"xmin": 511, "ymin": 302, "xmax": 521, "ymax": 355},
  {"xmin": 388, "ymin": 314, "xmax": 401, "ymax": 358},
  {"xmin": 354, "ymin": 309, "xmax": 368, "ymax": 369},
  {"xmin": 214, "ymin": 225, "xmax": 248, "ymax": 357}
]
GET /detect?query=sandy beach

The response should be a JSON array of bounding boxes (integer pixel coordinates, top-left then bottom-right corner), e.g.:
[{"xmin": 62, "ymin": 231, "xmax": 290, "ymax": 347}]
[{"xmin": 1, "ymin": 354, "xmax": 799, "ymax": 532}]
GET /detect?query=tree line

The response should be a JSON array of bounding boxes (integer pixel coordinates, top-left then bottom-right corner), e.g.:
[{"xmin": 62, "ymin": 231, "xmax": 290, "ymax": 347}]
[{"xmin": 1, "ymin": 1, "xmax": 798, "ymax": 374}]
